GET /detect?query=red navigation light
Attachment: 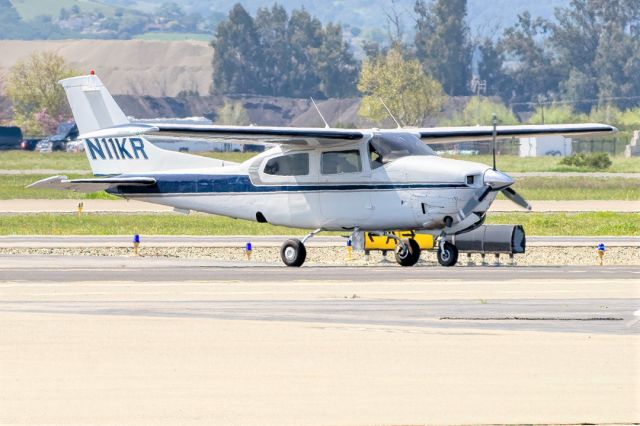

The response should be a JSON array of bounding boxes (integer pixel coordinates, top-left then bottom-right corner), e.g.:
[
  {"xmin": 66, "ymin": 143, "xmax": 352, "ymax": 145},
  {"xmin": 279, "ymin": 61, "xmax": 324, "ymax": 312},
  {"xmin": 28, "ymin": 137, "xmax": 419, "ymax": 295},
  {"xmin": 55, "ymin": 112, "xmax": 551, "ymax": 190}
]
[{"xmin": 90, "ymin": 69, "xmax": 95, "ymax": 75}]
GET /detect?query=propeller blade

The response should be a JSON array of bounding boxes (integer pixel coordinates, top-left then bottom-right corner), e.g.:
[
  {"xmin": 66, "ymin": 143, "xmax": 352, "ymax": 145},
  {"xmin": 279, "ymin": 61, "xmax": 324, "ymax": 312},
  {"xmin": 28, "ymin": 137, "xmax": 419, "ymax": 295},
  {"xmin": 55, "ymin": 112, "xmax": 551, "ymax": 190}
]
[
  {"xmin": 502, "ymin": 187, "xmax": 532, "ymax": 211},
  {"xmin": 458, "ymin": 186, "xmax": 493, "ymax": 221}
]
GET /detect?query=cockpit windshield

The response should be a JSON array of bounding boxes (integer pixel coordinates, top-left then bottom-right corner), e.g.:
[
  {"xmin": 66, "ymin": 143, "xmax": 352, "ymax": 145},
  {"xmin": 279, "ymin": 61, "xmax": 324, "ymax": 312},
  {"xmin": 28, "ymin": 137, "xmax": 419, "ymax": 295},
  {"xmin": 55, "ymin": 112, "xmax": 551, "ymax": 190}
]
[{"xmin": 369, "ymin": 134, "xmax": 436, "ymax": 168}]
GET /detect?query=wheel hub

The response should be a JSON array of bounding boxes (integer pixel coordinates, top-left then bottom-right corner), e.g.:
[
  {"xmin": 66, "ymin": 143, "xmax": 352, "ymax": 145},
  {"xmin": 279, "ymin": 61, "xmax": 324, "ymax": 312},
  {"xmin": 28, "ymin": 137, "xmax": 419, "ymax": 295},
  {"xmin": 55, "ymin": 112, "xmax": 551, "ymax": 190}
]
[{"xmin": 284, "ymin": 246, "xmax": 296, "ymax": 261}]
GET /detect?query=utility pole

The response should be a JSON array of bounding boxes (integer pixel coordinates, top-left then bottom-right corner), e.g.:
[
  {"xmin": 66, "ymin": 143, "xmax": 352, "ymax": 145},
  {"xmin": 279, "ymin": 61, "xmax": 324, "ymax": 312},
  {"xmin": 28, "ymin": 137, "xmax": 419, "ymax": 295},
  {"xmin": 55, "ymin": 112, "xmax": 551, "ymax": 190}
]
[
  {"xmin": 537, "ymin": 95, "xmax": 547, "ymax": 124},
  {"xmin": 470, "ymin": 77, "xmax": 487, "ymax": 125}
]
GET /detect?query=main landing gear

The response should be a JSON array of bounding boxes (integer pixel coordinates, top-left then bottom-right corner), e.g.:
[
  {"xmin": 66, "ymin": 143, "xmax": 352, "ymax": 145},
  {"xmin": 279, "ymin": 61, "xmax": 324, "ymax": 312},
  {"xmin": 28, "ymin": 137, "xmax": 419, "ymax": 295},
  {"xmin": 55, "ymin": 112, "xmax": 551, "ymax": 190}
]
[
  {"xmin": 394, "ymin": 238, "xmax": 421, "ymax": 267},
  {"xmin": 436, "ymin": 240, "xmax": 459, "ymax": 267},
  {"xmin": 280, "ymin": 229, "xmax": 459, "ymax": 268},
  {"xmin": 280, "ymin": 228, "xmax": 321, "ymax": 267}
]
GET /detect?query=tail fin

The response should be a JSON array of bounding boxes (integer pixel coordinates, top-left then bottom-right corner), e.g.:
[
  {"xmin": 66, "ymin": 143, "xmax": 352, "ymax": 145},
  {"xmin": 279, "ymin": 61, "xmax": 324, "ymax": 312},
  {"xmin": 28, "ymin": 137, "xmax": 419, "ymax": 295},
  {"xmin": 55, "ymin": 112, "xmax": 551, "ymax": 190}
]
[{"xmin": 59, "ymin": 74, "xmax": 233, "ymax": 175}]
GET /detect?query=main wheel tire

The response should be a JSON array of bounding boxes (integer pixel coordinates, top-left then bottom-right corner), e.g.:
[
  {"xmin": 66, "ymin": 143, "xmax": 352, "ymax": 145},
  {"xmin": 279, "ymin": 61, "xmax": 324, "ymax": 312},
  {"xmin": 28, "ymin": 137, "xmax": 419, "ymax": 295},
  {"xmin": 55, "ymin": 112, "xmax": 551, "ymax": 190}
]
[
  {"xmin": 394, "ymin": 238, "xmax": 421, "ymax": 267},
  {"xmin": 437, "ymin": 241, "xmax": 459, "ymax": 267},
  {"xmin": 280, "ymin": 239, "xmax": 306, "ymax": 267}
]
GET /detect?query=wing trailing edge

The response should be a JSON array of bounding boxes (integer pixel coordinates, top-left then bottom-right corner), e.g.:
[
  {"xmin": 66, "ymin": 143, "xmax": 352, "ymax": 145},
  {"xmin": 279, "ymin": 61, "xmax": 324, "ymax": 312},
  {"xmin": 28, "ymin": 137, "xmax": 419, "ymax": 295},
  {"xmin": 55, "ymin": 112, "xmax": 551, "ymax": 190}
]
[{"xmin": 416, "ymin": 123, "xmax": 617, "ymax": 143}]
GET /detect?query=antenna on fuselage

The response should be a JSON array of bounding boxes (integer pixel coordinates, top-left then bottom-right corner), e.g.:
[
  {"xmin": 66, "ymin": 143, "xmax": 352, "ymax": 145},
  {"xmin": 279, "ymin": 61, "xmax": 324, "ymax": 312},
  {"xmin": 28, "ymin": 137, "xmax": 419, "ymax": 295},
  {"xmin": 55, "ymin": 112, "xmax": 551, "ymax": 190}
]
[
  {"xmin": 310, "ymin": 97, "xmax": 330, "ymax": 128},
  {"xmin": 379, "ymin": 97, "xmax": 402, "ymax": 129}
]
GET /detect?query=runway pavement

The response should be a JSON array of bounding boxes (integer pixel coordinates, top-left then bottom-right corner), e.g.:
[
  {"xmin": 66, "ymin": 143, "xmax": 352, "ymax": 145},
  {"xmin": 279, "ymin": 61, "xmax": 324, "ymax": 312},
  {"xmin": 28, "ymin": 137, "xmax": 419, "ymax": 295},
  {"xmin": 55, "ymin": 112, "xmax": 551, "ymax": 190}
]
[
  {"xmin": 1, "ymin": 255, "xmax": 639, "ymax": 425},
  {"xmin": 1, "ymin": 254, "xmax": 639, "ymax": 282}
]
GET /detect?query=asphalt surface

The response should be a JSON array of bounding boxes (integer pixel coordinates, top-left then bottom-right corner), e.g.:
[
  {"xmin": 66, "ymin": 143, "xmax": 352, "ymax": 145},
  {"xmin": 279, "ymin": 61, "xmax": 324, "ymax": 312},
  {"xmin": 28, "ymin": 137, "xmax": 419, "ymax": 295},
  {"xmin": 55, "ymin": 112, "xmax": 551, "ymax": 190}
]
[
  {"xmin": 1, "ymin": 255, "xmax": 639, "ymax": 282},
  {"xmin": 0, "ymin": 297, "xmax": 636, "ymax": 336},
  {"xmin": 1, "ymin": 235, "xmax": 638, "ymax": 247}
]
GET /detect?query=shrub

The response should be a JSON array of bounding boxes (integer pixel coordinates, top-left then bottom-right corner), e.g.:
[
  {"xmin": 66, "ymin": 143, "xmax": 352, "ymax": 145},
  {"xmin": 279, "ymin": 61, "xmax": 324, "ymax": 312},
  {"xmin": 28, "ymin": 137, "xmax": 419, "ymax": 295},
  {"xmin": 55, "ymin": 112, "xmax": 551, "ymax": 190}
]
[{"xmin": 560, "ymin": 153, "xmax": 612, "ymax": 170}]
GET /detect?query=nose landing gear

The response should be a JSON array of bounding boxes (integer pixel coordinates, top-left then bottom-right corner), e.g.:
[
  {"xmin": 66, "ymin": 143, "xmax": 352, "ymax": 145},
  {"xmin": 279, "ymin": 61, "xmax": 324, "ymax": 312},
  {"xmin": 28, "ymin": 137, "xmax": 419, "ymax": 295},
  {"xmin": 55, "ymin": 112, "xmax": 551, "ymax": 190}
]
[{"xmin": 437, "ymin": 240, "xmax": 459, "ymax": 267}]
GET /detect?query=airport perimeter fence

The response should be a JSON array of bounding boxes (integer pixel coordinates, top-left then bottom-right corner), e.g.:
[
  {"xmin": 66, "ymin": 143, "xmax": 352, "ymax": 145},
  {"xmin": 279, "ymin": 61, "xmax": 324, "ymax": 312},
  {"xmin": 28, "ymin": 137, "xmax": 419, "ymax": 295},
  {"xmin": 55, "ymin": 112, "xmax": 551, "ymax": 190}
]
[{"xmin": 437, "ymin": 138, "xmax": 627, "ymax": 157}]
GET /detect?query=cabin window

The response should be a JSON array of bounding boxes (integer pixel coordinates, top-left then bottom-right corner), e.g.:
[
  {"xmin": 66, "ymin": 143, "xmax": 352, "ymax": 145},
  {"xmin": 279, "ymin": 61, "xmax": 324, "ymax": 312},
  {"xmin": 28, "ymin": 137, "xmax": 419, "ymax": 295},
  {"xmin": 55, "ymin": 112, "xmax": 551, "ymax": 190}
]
[
  {"xmin": 369, "ymin": 142, "xmax": 384, "ymax": 169},
  {"xmin": 369, "ymin": 134, "xmax": 436, "ymax": 164},
  {"xmin": 321, "ymin": 150, "xmax": 362, "ymax": 174},
  {"xmin": 263, "ymin": 153, "xmax": 309, "ymax": 176}
]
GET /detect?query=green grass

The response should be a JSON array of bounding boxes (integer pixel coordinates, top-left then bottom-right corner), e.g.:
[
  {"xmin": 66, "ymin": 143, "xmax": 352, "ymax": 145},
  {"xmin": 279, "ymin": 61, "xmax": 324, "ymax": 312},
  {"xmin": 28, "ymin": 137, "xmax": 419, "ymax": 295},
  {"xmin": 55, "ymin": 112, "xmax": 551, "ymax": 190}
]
[
  {"xmin": 443, "ymin": 154, "xmax": 640, "ymax": 173},
  {"xmin": 11, "ymin": 0, "xmax": 117, "ymax": 20},
  {"xmin": 0, "ymin": 212, "xmax": 637, "ymax": 236},
  {"xmin": 505, "ymin": 176, "xmax": 640, "ymax": 200},
  {"xmin": 485, "ymin": 212, "xmax": 640, "ymax": 236},
  {"xmin": 0, "ymin": 174, "xmax": 117, "ymax": 199},
  {"xmin": 0, "ymin": 151, "xmax": 256, "ymax": 171},
  {"xmin": 133, "ymin": 32, "xmax": 212, "ymax": 42},
  {"xmin": 0, "ymin": 151, "xmax": 90, "ymax": 171}
]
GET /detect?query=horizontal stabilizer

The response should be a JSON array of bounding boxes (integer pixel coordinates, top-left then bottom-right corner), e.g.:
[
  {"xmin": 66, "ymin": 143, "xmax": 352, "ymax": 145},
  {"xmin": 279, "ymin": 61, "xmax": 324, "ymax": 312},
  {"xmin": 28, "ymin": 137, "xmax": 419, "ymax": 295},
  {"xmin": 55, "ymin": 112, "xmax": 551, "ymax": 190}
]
[{"xmin": 27, "ymin": 175, "xmax": 156, "ymax": 193}]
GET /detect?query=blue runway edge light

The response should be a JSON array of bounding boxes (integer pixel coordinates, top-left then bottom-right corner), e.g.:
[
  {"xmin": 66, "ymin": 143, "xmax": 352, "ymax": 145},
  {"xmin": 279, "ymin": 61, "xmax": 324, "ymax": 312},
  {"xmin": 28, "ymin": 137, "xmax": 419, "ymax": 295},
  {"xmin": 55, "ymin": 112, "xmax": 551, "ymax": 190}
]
[
  {"xmin": 245, "ymin": 242, "xmax": 252, "ymax": 251},
  {"xmin": 133, "ymin": 234, "xmax": 140, "ymax": 244},
  {"xmin": 597, "ymin": 243, "xmax": 606, "ymax": 251}
]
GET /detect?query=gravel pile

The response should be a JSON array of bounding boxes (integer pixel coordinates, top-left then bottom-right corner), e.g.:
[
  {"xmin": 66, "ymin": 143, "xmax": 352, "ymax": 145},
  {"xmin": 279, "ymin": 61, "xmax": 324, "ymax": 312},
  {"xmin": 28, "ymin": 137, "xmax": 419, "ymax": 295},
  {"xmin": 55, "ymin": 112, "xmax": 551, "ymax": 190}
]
[{"xmin": 2, "ymin": 246, "xmax": 638, "ymax": 266}]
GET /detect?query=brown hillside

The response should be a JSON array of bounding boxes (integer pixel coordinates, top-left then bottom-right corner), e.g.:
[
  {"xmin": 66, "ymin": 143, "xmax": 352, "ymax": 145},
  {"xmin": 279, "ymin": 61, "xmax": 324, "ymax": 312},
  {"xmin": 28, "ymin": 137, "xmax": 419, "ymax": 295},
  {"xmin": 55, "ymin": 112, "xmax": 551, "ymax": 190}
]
[{"xmin": 0, "ymin": 40, "xmax": 213, "ymax": 97}]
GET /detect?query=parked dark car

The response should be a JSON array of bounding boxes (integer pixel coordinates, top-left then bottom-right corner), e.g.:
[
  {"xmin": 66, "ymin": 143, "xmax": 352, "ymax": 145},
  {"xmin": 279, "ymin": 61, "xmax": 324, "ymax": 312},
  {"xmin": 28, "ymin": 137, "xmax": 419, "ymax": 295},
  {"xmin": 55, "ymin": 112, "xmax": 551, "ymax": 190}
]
[
  {"xmin": 20, "ymin": 138, "xmax": 42, "ymax": 151},
  {"xmin": 0, "ymin": 126, "xmax": 23, "ymax": 150},
  {"xmin": 36, "ymin": 122, "xmax": 78, "ymax": 153}
]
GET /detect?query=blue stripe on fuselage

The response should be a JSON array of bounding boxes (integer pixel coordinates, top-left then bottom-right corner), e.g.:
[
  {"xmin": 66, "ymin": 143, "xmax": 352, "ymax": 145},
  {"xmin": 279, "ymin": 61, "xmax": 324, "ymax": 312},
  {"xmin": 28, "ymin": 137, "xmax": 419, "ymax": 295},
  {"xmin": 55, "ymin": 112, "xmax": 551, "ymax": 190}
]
[{"xmin": 108, "ymin": 174, "xmax": 467, "ymax": 195}]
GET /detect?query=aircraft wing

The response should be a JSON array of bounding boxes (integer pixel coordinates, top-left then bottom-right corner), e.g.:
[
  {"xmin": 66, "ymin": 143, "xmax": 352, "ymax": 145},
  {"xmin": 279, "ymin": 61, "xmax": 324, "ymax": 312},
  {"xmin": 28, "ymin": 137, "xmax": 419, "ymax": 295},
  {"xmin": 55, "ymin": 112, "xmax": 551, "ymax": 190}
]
[
  {"xmin": 413, "ymin": 123, "xmax": 617, "ymax": 144},
  {"xmin": 150, "ymin": 124, "xmax": 365, "ymax": 146},
  {"xmin": 27, "ymin": 175, "xmax": 156, "ymax": 193}
]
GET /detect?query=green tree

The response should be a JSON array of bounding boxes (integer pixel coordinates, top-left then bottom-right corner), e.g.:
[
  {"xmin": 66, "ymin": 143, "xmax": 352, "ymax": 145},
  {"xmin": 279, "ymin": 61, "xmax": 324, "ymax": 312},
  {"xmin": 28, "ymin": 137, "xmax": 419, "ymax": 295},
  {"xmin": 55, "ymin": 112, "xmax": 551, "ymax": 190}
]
[
  {"xmin": 6, "ymin": 52, "xmax": 77, "ymax": 135},
  {"xmin": 500, "ymin": 12, "xmax": 564, "ymax": 105},
  {"xmin": 358, "ymin": 47, "xmax": 445, "ymax": 126},
  {"xmin": 0, "ymin": 0, "xmax": 25, "ymax": 39},
  {"xmin": 317, "ymin": 23, "xmax": 359, "ymax": 98},
  {"xmin": 414, "ymin": 0, "xmax": 472, "ymax": 96},
  {"xmin": 550, "ymin": 0, "xmax": 640, "ymax": 110},
  {"xmin": 286, "ymin": 9, "xmax": 323, "ymax": 98},
  {"xmin": 442, "ymin": 97, "xmax": 518, "ymax": 126},
  {"xmin": 216, "ymin": 100, "xmax": 250, "ymax": 125},
  {"xmin": 255, "ymin": 4, "xmax": 291, "ymax": 96},
  {"xmin": 211, "ymin": 3, "xmax": 359, "ymax": 98},
  {"xmin": 211, "ymin": 4, "xmax": 263, "ymax": 95},
  {"xmin": 477, "ymin": 38, "xmax": 514, "ymax": 102}
]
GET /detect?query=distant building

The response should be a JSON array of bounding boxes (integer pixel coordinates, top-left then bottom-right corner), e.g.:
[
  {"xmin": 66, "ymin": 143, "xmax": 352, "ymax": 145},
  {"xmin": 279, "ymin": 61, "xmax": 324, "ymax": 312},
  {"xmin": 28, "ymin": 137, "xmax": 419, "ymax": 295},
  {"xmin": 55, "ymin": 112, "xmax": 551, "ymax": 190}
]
[
  {"xmin": 625, "ymin": 131, "xmax": 640, "ymax": 157},
  {"xmin": 519, "ymin": 136, "xmax": 572, "ymax": 157}
]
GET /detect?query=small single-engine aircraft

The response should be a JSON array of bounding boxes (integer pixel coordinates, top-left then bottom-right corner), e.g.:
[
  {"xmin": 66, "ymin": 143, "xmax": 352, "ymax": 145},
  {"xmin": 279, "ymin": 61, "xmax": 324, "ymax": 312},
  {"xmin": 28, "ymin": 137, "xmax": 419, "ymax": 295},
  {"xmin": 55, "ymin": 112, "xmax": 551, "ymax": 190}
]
[{"xmin": 30, "ymin": 74, "xmax": 616, "ymax": 266}]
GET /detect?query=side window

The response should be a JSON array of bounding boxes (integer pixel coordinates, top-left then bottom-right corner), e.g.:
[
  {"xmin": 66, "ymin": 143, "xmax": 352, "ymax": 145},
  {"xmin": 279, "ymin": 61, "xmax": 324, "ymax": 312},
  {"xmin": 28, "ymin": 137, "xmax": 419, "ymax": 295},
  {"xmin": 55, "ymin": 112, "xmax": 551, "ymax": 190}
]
[
  {"xmin": 263, "ymin": 153, "xmax": 309, "ymax": 176},
  {"xmin": 321, "ymin": 150, "xmax": 362, "ymax": 175},
  {"xmin": 369, "ymin": 142, "xmax": 383, "ymax": 170}
]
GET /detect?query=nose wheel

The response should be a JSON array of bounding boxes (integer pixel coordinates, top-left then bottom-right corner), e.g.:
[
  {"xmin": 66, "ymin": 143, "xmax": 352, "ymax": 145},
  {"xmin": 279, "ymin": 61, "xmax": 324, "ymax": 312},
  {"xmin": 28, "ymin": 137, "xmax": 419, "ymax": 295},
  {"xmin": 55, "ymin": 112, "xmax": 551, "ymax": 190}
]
[{"xmin": 437, "ymin": 241, "xmax": 459, "ymax": 267}]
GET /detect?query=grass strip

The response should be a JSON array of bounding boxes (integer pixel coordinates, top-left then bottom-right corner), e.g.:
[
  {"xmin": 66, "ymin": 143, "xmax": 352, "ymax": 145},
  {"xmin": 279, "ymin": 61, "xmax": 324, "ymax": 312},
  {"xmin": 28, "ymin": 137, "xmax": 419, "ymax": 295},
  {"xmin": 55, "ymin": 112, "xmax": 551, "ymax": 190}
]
[{"xmin": 0, "ymin": 212, "xmax": 637, "ymax": 236}]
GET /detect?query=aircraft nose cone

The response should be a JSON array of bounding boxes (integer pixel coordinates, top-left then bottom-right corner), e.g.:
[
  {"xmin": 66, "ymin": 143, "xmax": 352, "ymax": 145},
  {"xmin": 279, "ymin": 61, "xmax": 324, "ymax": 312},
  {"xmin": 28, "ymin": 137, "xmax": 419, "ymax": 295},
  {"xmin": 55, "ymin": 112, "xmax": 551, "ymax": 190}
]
[{"xmin": 483, "ymin": 169, "xmax": 514, "ymax": 189}]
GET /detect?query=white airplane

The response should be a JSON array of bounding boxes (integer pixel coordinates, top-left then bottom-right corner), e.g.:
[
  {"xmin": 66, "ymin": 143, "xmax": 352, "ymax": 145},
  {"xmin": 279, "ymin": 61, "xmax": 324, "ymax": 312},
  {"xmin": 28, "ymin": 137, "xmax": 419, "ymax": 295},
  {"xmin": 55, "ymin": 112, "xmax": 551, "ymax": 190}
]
[{"xmin": 30, "ymin": 74, "xmax": 616, "ymax": 267}]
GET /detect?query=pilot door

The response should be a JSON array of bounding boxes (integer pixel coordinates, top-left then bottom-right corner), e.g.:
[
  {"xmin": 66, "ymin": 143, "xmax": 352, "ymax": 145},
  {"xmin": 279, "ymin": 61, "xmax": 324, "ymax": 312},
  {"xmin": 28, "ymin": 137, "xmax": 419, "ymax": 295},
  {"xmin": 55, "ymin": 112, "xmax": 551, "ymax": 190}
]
[{"xmin": 317, "ymin": 147, "xmax": 373, "ymax": 227}]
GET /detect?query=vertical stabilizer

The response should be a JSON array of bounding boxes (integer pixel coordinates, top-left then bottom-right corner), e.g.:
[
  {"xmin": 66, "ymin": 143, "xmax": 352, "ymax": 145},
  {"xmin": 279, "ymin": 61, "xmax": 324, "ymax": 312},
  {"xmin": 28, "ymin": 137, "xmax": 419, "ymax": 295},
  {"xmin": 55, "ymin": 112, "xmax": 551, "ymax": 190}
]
[
  {"xmin": 59, "ymin": 74, "xmax": 129, "ymax": 135},
  {"xmin": 59, "ymin": 74, "xmax": 235, "ymax": 175}
]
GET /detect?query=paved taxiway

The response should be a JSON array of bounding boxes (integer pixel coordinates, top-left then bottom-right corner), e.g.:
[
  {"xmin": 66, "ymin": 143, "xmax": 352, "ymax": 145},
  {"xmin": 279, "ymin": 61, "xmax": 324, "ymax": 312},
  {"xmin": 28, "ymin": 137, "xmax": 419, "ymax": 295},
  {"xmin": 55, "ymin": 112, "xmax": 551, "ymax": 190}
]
[{"xmin": 1, "ymin": 255, "xmax": 639, "ymax": 425}]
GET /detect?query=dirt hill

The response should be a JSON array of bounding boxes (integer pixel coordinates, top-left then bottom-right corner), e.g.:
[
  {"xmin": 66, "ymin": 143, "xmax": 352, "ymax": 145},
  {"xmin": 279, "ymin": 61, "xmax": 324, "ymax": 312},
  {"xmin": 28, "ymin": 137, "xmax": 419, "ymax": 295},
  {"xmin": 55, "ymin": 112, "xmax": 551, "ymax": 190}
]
[{"xmin": 0, "ymin": 39, "xmax": 213, "ymax": 97}]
